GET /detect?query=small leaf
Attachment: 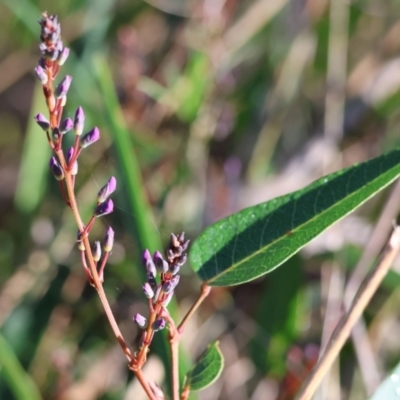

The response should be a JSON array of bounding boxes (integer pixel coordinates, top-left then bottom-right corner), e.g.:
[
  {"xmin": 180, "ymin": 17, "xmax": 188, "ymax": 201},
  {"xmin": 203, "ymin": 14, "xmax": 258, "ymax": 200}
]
[
  {"xmin": 190, "ymin": 148, "xmax": 400, "ymax": 286},
  {"xmin": 369, "ymin": 359, "xmax": 400, "ymax": 399},
  {"xmin": 184, "ymin": 341, "xmax": 224, "ymax": 392}
]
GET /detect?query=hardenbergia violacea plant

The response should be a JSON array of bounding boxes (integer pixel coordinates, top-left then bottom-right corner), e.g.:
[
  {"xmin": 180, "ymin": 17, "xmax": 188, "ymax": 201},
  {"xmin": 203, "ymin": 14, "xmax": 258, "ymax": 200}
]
[{"xmin": 34, "ymin": 11, "xmax": 400, "ymax": 400}]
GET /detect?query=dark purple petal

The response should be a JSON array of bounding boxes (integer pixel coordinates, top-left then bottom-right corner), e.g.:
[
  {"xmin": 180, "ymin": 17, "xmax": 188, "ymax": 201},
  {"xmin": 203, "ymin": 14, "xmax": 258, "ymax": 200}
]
[
  {"xmin": 34, "ymin": 113, "xmax": 50, "ymax": 131},
  {"xmin": 93, "ymin": 198, "xmax": 114, "ymax": 217},
  {"xmin": 49, "ymin": 156, "xmax": 64, "ymax": 181},
  {"xmin": 151, "ymin": 318, "xmax": 166, "ymax": 331},
  {"xmin": 80, "ymin": 127, "xmax": 100, "ymax": 148}
]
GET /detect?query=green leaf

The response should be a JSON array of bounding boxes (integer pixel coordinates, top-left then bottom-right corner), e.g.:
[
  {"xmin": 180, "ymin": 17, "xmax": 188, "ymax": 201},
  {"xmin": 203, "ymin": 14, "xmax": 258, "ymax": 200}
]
[
  {"xmin": 190, "ymin": 148, "xmax": 400, "ymax": 286},
  {"xmin": 369, "ymin": 360, "xmax": 400, "ymax": 400},
  {"xmin": 0, "ymin": 332, "xmax": 42, "ymax": 400},
  {"xmin": 184, "ymin": 341, "xmax": 224, "ymax": 392}
]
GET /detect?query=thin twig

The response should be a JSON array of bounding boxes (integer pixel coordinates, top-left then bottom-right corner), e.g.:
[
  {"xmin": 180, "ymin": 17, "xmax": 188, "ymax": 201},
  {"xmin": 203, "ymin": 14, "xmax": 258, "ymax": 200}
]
[
  {"xmin": 295, "ymin": 224, "xmax": 400, "ymax": 400},
  {"xmin": 177, "ymin": 283, "xmax": 211, "ymax": 334}
]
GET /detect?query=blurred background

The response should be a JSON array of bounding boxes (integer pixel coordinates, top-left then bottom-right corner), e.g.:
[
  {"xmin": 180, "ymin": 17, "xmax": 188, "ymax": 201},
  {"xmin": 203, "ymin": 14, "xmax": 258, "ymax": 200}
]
[{"xmin": 1, "ymin": 0, "xmax": 400, "ymax": 399}]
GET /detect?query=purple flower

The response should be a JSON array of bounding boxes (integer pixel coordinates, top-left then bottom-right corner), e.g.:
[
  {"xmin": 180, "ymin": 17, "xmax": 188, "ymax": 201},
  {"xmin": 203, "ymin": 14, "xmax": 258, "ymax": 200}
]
[
  {"xmin": 143, "ymin": 249, "xmax": 156, "ymax": 277},
  {"xmin": 54, "ymin": 75, "xmax": 72, "ymax": 99},
  {"xmin": 151, "ymin": 318, "xmax": 166, "ymax": 331},
  {"xmin": 66, "ymin": 148, "xmax": 78, "ymax": 175},
  {"xmin": 93, "ymin": 198, "xmax": 114, "ymax": 217},
  {"xmin": 133, "ymin": 313, "xmax": 147, "ymax": 329},
  {"xmin": 49, "ymin": 156, "xmax": 64, "ymax": 181},
  {"xmin": 142, "ymin": 282, "xmax": 155, "ymax": 299},
  {"xmin": 74, "ymin": 107, "xmax": 85, "ymax": 136},
  {"xmin": 97, "ymin": 176, "xmax": 117, "ymax": 203},
  {"xmin": 34, "ymin": 65, "xmax": 48, "ymax": 85},
  {"xmin": 34, "ymin": 113, "xmax": 50, "ymax": 131},
  {"xmin": 153, "ymin": 251, "xmax": 169, "ymax": 273},
  {"xmin": 162, "ymin": 276, "xmax": 179, "ymax": 294},
  {"xmin": 92, "ymin": 241, "xmax": 101, "ymax": 262},
  {"xmin": 59, "ymin": 117, "xmax": 73, "ymax": 134},
  {"xmin": 103, "ymin": 226, "xmax": 114, "ymax": 252},
  {"xmin": 80, "ymin": 127, "xmax": 100, "ymax": 148},
  {"xmin": 57, "ymin": 47, "xmax": 69, "ymax": 66}
]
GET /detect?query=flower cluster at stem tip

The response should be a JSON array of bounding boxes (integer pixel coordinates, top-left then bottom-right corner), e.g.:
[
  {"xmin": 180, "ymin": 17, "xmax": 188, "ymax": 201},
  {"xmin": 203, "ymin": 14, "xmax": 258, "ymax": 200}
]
[
  {"xmin": 34, "ymin": 12, "xmax": 117, "ymax": 284},
  {"xmin": 134, "ymin": 233, "xmax": 189, "ymax": 336}
]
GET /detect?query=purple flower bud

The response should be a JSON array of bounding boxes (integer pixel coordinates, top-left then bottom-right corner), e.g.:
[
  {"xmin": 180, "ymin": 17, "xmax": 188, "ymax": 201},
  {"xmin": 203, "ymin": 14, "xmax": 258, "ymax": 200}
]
[
  {"xmin": 93, "ymin": 198, "xmax": 114, "ymax": 217},
  {"xmin": 74, "ymin": 107, "xmax": 85, "ymax": 136},
  {"xmin": 133, "ymin": 313, "xmax": 147, "ymax": 329},
  {"xmin": 92, "ymin": 241, "xmax": 101, "ymax": 262},
  {"xmin": 151, "ymin": 318, "xmax": 166, "ymax": 331},
  {"xmin": 54, "ymin": 75, "xmax": 72, "ymax": 99},
  {"xmin": 162, "ymin": 276, "xmax": 179, "ymax": 294},
  {"xmin": 162, "ymin": 281, "xmax": 173, "ymax": 294},
  {"xmin": 143, "ymin": 249, "xmax": 157, "ymax": 277},
  {"xmin": 153, "ymin": 251, "xmax": 169, "ymax": 273},
  {"xmin": 176, "ymin": 254, "xmax": 187, "ymax": 268},
  {"xmin": 103, "ymin": 226, "xmax": 114, "ymax": 252},
  {"xmin": 142, "ymin": 282, "xmax": 154, "ymax": 299},
  {"xmin": 57, "ymin": 47, "xmax": 69, "ymax": 65},
  {"xmin": 34, "ymin": 113, "xmax": 50, "ymax": 131},
  {"xmin": 49, "ymin": 156, "xmax": 64, "ymax": 181},
  {"xmin": 34, "ymin": 65, "xmax": 48, "ymax": 85},
  {"xmin": 59, "ymin": 117, "xmax": 73, "ymax": 134},
  {"xmin": 97, "ymin": 176, "xmax": 117, "ymax": 203},
  {"xmin": 80, "ymin": 127, "xmax": 100, "ymax": 148},
  {"xmin": 66, "ymin": 148, "xmax": 78, "ymax": 175}
]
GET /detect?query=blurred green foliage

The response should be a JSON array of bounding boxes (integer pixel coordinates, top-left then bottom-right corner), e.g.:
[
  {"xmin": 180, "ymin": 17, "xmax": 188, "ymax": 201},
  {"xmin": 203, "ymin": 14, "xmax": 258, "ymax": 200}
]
[{"xmin": 1, "ymin": 0, "xmax": 400, "ymax": 399}]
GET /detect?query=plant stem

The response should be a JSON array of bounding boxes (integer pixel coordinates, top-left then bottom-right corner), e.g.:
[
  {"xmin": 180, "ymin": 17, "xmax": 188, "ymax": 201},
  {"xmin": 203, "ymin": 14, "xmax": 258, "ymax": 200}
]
[
  {"xmin": 57, "ymin": 149, "xmax": 134, "ymax": 362},
  {"xmin": 295, "ymin": 225, "xmax": 400, "ymax": 400},
  {"xmin": 134, "ymin": 368, "xmax": 158, "ymax": 400},
  {"xmin": 177, "ymin": 283, "xmax": 211, "ymax": 334},
  {"xmin": 170, "ymin": 337, "xmax": 180, "ymax": 400}
]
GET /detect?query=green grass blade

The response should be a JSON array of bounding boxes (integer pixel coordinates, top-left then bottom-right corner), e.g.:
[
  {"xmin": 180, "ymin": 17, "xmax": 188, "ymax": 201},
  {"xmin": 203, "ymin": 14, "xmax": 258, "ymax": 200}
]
[
  {"xmin": 14, "ymin": 83, "xmax": 51, "ymax": 213},
  {"xmin": 92, "ymin": 54, "xmax": 161, "ymax": 253},
  {"xmin": 191, "ymin": 147, "xmax": 400, "ymax": 286},
  {"xmin": 0, "ymin": 332, "xmax": 42, "ymax": 400}
]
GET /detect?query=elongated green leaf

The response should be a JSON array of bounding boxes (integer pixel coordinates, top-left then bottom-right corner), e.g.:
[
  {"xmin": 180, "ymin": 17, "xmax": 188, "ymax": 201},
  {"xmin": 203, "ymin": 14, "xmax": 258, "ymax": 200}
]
[
  {"xmin": 191, "ymin": 148, "xmax": 400, "ymax": 286},
  {"xmin": 184, "ymin": 341, "xmax": 224, "ymax": 392},
  {"xmin": 0, "ymin": 332, "xmax": 42, "ymax": 400},
  {"xmin": 369, "ymin": 360, "xmax": 400, "ymax": 400}
]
